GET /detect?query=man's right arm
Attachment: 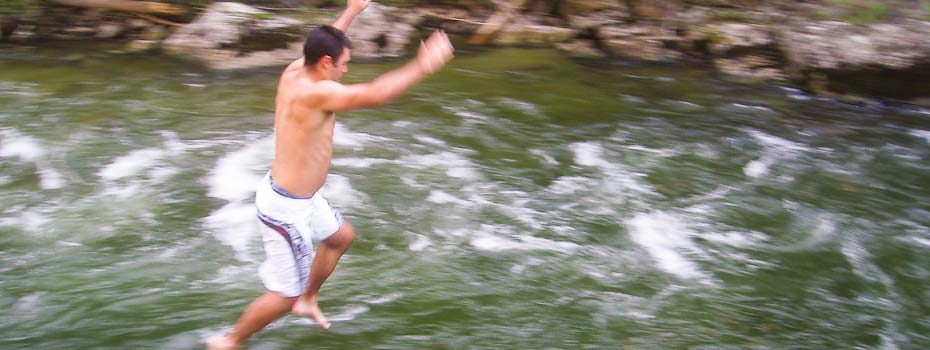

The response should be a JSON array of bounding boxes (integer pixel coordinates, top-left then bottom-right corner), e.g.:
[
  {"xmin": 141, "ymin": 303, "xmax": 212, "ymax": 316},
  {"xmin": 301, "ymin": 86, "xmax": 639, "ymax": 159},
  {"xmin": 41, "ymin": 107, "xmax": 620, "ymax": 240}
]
[
  {"xmin": 313, "ymin": 30, "xmax": 454, "ymax": 112},
  {"xmin": 332, "ymin": 0, "xmax": 370, "ymax": 33}
]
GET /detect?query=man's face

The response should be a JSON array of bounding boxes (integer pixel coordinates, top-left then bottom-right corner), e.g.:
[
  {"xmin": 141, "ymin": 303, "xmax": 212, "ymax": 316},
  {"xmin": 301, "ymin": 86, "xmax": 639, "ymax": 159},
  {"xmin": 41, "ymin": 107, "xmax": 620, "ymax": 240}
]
[{"xmin": 328, "ymin": 47, "xmax": 351, "ymax": 81}]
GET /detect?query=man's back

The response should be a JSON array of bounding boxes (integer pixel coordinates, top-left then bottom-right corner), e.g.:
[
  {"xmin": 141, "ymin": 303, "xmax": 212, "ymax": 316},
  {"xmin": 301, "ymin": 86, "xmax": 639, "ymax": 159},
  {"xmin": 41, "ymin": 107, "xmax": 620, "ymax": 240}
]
[{"xmin": 270, "ymin": 58, "xmax": 335, "ymax": 198}]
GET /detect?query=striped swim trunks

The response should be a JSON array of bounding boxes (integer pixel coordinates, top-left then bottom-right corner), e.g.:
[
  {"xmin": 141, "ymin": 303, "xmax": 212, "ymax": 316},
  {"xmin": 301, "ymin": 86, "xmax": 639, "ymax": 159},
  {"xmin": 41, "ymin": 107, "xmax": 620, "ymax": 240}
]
[{"xmin": 254, "ymin": 172, "xmax": 344, "ymax": 297}]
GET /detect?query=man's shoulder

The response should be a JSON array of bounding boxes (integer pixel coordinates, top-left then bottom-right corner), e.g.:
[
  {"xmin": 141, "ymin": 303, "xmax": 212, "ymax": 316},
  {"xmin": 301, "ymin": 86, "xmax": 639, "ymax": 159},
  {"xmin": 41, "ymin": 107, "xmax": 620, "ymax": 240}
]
[
  {"xmin": 280, "ymin": 77, "xmax": 344, "ymax": 110},
  {"xmin": 291, "ymin": 79, "xmax": 343, "ymax": 99}
]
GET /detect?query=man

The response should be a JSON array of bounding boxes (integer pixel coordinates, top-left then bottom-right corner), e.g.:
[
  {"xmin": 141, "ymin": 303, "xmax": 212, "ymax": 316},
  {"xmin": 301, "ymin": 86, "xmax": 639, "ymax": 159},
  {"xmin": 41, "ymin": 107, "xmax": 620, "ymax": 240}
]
[{"xmin": 207, "ymin": 0, "xmax": 454, "ymax": 348}]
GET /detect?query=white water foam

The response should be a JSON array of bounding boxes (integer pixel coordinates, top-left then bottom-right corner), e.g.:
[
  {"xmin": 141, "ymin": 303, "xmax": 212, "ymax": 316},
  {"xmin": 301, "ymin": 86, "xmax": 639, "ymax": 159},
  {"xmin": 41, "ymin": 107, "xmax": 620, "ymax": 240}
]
[
  {"xmin": 97, "ymin": 132, "xmax": 187, "ymax": 200},
  {"xmin": 414, "ymin": 134, "xmax": 447, "ymax": 147},
  {"xmin": 909, "ymin": 129, "xmax": 930, "ymax": 144},
  {"xmin": 780, "ymin": 86, "xmax": 813, "ymax": 101},
  {"xmin": 101, "ymin": 132, "xmax": 186, "ymax": 178},
  {"xmin": 38, "ymin": 169, "xmax": 64, "ymax": 190},
  {"xmin": 464, "ymin": 224, "xmax": 580, "ymax": 253},
  {"xmin": 333, "ymin": 121, "xmax": 391, "ymax": 150},
  {"xmin": 203, "ymin": 135, "xmax": 274, "ymax": 261},
  {"xmin": 365, "ymin": 292, "xmax": 403, "ymax": 305},
  {"xmin": 722, "ymin": 103, "xmax": 778, "ymax": 115},
  {"xmin": 742, "ymin": 130, "xmax": 810, "ymax": 179},
  {"xmin": 841, "ymin": 233, "xmax": 894, "ymax": 287},
  {"xmin": 628, "ymin": 211, "xmax": 707, "ymax": 280},
  {"xmin": 319, "ymin": 173, "xmax": 368, "ymax": 211},
  {"xmin": 445, "ymin": 105, "xmax": 491, "ymax": 126},
  {"xmin": 398, "ymin": 149, "xmax": 482, "ymax": 181},
  {"xmin": 425, "ymin": 190, "xmax": 471, "ymax": 206},
  {"xmin": 0, "ymin": 129, "xmax": 64, "ymax": 189},
  {"xmin": 0, "ymin": 81, "xmax": 40, "ymax": 98},
  {"xmin": 840, "ymin": 233, "xmax": 904, "ymax": 350},
  {"xmin": 909, "ymin": 235, "xmax": 930, "ymax": 248},
  {"xmin": 663, "ymin": 99, "xmax": 704, "ymax": 110},
  {"xmin": 568, "ymin": 141, "xmax": 654, "ymax": 198},
  {"xmin": 743, "ymin": 159, "xmax": 769, "ymax": 178},
  {"xmin": 571, "ymin": 141, "xmax": 612, "ymax": 168},
  {"xmin": 206, "ymin": 136, "xmax": 272, "ymax": 203},
  {"xmin": 529, "ymin": 148, "xmax": 559, "ymax": 166},
  {"xmin": 496, "ymin": 97, "xmax": 540, "ymax": 115},
  {"xmin": 700, "ymin": 230, "xmax": 770, "ymax": 249},
  {"xmin": 98, "ymin": 149, "xmax": 165, "ymax": 181},
  {"xmin": 0, "ymin": 129, "xmax": 43, "ymax": 161},
  {"xmin": 546, "ymin": 176, "xmax": 593, "ymax": 195},
  {"xmin": 14, "ymin": 210, "xmax": 50, "ymax": 235},
  {"xmin": 12, "ymin": 292, "xmax": 46, "ymax": 315},
  {"xmin": 407, "ymin": 232, "xmax": 432, "ymax": 252},
  {"xmin": 786, "ymin": 211, "xmax": 840, "ymax": 251}
]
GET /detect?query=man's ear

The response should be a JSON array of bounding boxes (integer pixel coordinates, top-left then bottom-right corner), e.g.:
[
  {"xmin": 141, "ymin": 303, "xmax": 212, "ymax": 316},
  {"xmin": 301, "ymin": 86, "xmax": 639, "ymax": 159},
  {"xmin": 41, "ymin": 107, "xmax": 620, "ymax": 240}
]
[{"xmin": 320, "ymin": 55, "xmax": 334, "ymax": 69}]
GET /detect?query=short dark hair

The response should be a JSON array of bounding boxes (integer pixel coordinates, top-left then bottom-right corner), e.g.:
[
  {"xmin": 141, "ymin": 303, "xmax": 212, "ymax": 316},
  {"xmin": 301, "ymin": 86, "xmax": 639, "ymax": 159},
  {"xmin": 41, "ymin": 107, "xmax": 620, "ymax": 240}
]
[{"xmin": 303, "ymin": 25, "xmax": 352, "ymax": 67}]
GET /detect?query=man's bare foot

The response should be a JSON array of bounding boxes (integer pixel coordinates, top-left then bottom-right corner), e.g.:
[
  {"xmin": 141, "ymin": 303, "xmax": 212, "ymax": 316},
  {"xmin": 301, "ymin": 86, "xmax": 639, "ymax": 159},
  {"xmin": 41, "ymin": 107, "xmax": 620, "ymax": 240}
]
[
  {"xmin": 292, "ymin": 298, "xmax": 332, "ymax": 329},
  {"xmin": 206, "ymin": 335, "xmax": 242, "ymax": 350}
]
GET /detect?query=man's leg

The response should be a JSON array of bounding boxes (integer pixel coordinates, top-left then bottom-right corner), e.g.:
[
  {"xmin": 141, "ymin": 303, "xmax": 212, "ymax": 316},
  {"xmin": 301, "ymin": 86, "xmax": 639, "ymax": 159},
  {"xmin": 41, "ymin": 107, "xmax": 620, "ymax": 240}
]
[
  {"xmin": 207, "ymin": 292, "xmax": 296, "ymax": 350},
  {"xmin": 292, "ymin": 220, "xmax": 356, "ymax": 329}
]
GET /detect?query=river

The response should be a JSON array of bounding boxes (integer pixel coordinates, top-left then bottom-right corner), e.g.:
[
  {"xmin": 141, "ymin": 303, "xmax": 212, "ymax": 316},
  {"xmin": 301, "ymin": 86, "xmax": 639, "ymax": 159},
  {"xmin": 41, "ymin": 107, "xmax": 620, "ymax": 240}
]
[{"xmin": 1, "ymin": 43, "xmax": 929, "ymax": 350}]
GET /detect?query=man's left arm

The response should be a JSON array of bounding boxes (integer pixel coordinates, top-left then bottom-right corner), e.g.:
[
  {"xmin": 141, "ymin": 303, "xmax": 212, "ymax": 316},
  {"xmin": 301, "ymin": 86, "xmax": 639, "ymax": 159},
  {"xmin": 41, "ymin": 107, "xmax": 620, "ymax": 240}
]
[{"xmin": 333, "ymin": 0, "xmax": 371, "ymax": 33}]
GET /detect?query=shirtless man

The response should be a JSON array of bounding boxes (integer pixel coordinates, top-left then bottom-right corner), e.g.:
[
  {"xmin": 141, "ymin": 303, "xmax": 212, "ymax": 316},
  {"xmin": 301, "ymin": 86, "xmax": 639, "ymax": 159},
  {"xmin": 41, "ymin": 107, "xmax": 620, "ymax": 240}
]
[{"xmin": 207, "ymin": 0, "xmax": 454, "ymax": 348}]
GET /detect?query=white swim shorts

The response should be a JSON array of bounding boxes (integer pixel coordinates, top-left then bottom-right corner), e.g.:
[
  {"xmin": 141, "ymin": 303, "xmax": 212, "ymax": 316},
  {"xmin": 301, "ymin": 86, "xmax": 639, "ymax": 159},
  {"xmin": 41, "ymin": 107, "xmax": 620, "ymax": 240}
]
[{"xmin": 254, "ymin": 172, "xmax": 344, "ymax": 297}]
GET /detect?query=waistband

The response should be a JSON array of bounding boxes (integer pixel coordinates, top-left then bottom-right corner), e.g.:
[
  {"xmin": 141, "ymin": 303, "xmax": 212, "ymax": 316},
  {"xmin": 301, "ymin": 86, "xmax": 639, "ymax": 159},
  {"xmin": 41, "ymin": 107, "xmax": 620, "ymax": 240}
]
[{"xmin": 267, "ymin": 173, "xmax": 313, "ymax": 200}]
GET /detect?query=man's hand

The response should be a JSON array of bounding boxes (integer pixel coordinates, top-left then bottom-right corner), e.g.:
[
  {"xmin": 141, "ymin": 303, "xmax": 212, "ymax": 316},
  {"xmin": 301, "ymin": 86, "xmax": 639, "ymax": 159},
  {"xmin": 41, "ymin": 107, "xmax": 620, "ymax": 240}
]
[
  {"xmin": 416, "ymin": 30, "xmax": 455, "ymax": 75},
  {"xmin": 347, "ymin": 0, "xmax": 371, "ymax": 14}
]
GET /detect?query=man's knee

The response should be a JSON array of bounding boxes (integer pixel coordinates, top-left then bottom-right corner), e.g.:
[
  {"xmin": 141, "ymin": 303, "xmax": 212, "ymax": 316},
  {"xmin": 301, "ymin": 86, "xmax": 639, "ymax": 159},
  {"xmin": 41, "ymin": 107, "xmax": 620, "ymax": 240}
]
[{"xmin": 325, "ymin": 221, "xmax": 355, "ymax": 250}]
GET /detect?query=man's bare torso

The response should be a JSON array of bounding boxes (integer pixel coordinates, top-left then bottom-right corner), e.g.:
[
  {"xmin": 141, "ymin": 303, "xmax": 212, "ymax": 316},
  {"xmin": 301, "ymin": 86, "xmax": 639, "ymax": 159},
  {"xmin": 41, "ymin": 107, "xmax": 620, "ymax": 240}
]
[{"xmin": 270, "ymin": 58, "xmax": 334, "ymax": 198}]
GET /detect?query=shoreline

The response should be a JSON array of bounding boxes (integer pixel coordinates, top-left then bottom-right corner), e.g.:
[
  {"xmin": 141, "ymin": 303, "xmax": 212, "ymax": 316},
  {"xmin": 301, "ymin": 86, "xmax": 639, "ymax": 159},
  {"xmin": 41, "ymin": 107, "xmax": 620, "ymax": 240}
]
[{"xmin": 2, "ymin": 1, "xmax": 929, "ymax": 107}]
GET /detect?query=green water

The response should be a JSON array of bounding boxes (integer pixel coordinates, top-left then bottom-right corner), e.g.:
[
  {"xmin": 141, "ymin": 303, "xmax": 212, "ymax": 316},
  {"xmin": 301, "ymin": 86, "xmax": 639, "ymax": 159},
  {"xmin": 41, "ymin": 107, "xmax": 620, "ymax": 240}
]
[{"xmin": 1, "ymin": 44, "xmax": 929, "ymax": 350}]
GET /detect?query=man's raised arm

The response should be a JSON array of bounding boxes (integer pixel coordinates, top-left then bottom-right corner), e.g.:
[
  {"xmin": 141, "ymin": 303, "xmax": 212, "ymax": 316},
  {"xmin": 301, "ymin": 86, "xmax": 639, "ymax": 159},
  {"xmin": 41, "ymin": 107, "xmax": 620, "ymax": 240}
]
[
  {"xmin": 312, "ymin": 30, "xmax": 454, "ymax": 112},
  {"xmin": 332, "ymin": 0, "xmax": 371, "ymax": 33}
]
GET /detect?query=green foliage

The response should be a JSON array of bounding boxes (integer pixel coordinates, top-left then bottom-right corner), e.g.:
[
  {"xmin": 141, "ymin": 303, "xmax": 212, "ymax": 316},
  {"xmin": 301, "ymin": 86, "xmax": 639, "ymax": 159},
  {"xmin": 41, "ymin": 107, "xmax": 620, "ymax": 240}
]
[
  {"xmin": 250, "ymin": 11, "xmax": 274, "ymax": 20},
  {"xmin": 830, "ymin": 0, "xmax": 889, "ymax": 23},
  {"xmin": 924, "ymin": 1, "xmax": 930, "ymax": 20},
  {"xmin": 811, "ymin": 8, "xmax": 832, "ymax": 20},
  {"xmin": 0, "ymin": 0, "xmax": 41, "ymax": 15}
]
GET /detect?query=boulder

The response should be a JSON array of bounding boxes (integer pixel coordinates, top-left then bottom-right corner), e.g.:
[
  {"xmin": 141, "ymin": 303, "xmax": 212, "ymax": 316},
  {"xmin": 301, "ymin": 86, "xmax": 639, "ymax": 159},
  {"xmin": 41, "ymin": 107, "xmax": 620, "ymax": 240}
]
[
  {"xmin": 598, "ymin": 24, "xmax": 683, "ymax": 63},
  {"xmin": 781, "ymin": 21, "xmax": 930, "ymax": 71},
  {"xmin": 162, "ymin": 2, "xmax": 305, "ymax": 70},
  {"xmin": 565, "ymin": 10, "xmax": 625, "ymax": 31},
  {"xmin": 596, "ymin": 24, "xmax": 654, "ymax": 40},
  {"xmin": 714, "ymin": 55, "xmax": 787, "ymax": 83},
  {"xmin": 493, "ymin": 19, "xmax": 576, "ymax": 46},
  {"xmin": 702, "ymin": 23, "xmax": 776, "ymax": 56},
  {"xmin": 780, "ymin": 20, "xmax": 930, "ymax": 101},
  {"xmin": 344, "ymin": 3, "xmax": 414, "ymax": 60},
  {"xmin": 603, "ymin": 37, "xmax": 683, "ymax": 62},
  {"xmin": 555, "ymin": 39, "xmax": 607, "ymax": 59}
]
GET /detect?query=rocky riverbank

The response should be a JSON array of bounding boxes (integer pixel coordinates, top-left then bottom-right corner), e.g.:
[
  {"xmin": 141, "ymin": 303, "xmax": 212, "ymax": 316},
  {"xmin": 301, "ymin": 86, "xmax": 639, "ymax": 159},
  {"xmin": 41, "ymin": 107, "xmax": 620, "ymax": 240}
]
[{"xmin": 3, "ymin": 0, "xmax": 930, "ymax": 105}]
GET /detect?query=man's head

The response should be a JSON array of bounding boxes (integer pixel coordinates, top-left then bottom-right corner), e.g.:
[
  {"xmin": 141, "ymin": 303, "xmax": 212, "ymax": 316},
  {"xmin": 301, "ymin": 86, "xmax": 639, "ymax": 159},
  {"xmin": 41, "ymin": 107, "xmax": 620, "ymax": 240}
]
[{"xmin": 304, "ymin": 25, "xmax": 352, "ymax": 81}]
